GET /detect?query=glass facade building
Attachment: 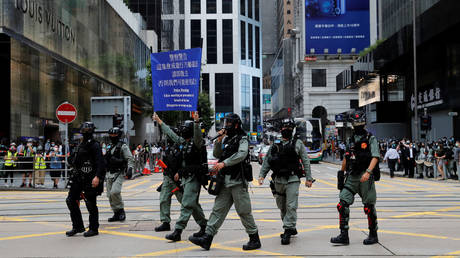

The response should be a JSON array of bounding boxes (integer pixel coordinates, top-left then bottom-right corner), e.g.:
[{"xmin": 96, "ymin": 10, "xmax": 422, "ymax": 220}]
[{"xmin": 0, "ymin": 0, "xmax": 150, "ymax": 141}]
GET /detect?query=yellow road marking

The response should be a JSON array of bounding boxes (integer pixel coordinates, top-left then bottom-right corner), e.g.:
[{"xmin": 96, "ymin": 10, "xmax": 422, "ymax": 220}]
[
  {"xmin": 134, "ymin": 246, "xmax": 201, "ymax": 257},
  {"xmin": 213, "ymin": 243, "xmax": 300, "ymax": 257},
  {"xmin": 380, "ymin": 179, "xmax": 423, "ymax": 188},
  {"xmin": 124, "ymin": 179, "xmax": 151, "ymax": 190},
  {"xmin": 0, "ymin": 231, "xmax": 64, "ymax": 241},
  {"xmin": 100, "ymin": 230, "xmax": 167, "ymax": 241},
  {"xmin": 257, "ymin": 219, "xmax": 279, "ymax": 222},
  {"xmin": 352, "ymin": 227, "xmax": 460, "ymax": 241},
  {"xmin": 315, "ymin": 179, "xmax": 336, "ymax": 188},
  {"xmin": 0, "ymin": 216, "xmax": 29, "ymax": 222},
  {"xmin": 300, "ymin": 202, "xmax": 336, "ymax": 208},
  {"xmin": 425, "ymin": 194, "xmax": 455, "ymax": 197},
  {"xmin": 431, "ymin": 250, "xmax": 460, "ymax": 258}
]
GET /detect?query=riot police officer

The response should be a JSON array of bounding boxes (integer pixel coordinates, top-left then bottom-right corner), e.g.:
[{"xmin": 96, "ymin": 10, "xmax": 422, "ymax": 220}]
[
  {"xmin": 154, "ymin": 134, "xmax": 206, "ymax": 232},
  {"xmin": 66, "ymin": 122, "xmax": 105, "ymax": 237},
  {"xmin": 152, "ymin": 113, "xmax": 207, "ymax": 242},
  {"xmin": 258, "ymin": 118, "xmax": 314, "ymax": 245},
  {"xmin": 106, "ymin": 127, "xmax": 134, "ymax": 222},
  {"xmin": 331, "ymin": 111, "xmax": 380, "ymax": 245},
  {"xmin": 189, "ymin": 113, "xmax": 261, "ymax": 251}
]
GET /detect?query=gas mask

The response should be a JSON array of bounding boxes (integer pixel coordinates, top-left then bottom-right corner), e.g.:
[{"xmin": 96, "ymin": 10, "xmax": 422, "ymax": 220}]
[
  {"xmin": 281, "ymin": 128, "xmax": 293, "ymax": 139},
  {"xmin": 181, "ymin": 127, "xmax": 193, "ymax": 139},
  {"xmin": 110, "ymin": 136, "xmax": 119, "ymax": 144},
  {"xmin": 224, "ymin": 123, "xmax": 237, "ymax": 138},
  {"xmin": 353, "ymin": 125, "xmax": 366, "ymax": 135}
]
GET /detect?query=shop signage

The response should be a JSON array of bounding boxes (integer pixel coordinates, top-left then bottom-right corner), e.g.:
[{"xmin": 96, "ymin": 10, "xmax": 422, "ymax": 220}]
[
  {"xmin": 304, "ymin": 56, "xmax": 317, "ymax": 62},
  {"xmin": 358, "ymin": 75, "xmax": 380, "ymax": 107},
  {"xmin": 14, "ymin": 0, "xmax": 76, "ymax": 44},
  {"xmin": 410, "ymin": 86, "xmax": 443, "ymax": 110}
]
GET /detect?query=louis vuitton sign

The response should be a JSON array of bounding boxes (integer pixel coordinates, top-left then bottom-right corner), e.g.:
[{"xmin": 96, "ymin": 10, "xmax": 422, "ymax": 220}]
[{"xmin": 14, "ymin": 0, "xmax": 76, "ymax": 44}]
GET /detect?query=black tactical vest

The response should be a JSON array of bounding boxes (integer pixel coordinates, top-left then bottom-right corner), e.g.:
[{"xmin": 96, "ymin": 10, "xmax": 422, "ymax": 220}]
[
  {"xmin": 269, "ymin": 140, "xmax": 301, "ymax": 178},
  {"xmin": 219, "ymin": 134, "xmax": 244, "ymax": 177},
  {"xmin": 348, "ymin": 134, "xmax": 373, "ymax": 174},
  {"xmin": 182, "ymin": 141, "xmax": 202, "ymax": 169},
  {"xmin": 106, "ymin": 142, "xmax": 127, "ymax": 173},
  {"xmin": 73, "ymin": 140, "xmax": 98, "ymax": 179},
  {"xmin": 164, "ymin": 143, "xmax": 182, "ymax": 175}
]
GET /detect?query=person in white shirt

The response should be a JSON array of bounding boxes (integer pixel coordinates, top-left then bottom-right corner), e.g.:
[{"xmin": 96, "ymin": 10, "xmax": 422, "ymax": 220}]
[{"xmin": 384, "ymin": 144, "xmax": 400, "ymax": 178}]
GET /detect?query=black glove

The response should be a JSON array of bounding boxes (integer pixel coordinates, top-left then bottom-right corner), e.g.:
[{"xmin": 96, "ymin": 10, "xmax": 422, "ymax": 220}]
[{"xmin": 125, "ymin": 167, "xmax": 133, "ymax": 179}]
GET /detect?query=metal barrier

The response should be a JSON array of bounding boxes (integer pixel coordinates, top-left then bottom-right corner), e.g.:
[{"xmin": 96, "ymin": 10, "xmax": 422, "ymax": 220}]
[{"xmin": 0, "ymin": 155, "xmax": 69, "ymax": 189}]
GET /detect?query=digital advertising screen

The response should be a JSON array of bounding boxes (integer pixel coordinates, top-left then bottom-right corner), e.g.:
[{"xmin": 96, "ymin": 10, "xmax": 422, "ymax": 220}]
[{"xmin": 305, "ymin": 0, "xmax": 370, "ymax": 55}]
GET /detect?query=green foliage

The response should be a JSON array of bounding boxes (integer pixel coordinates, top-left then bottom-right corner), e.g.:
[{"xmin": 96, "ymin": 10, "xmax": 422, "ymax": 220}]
[
  {"xmin": 197, "ymin": 93, "xmax": 214, "ymax": 132},
  {"xmin": 359, "ymin": 38, "xmax": 386, "ymax": 57}
]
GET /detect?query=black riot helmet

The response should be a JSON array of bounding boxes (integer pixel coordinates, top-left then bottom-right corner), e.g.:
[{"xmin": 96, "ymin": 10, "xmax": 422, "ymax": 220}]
[
  {"xmin": 80, "ymin": 121, "xmax": 95, "ymax": 140},
  {"xmin": 280, "ymin": 118, "xmax": 295, "ymax": 140},
  {"xmin": 179, "ymin": 120, "xmax": 194, "ymax": 139},
  {"xmin": 223, "ymin": 113, "xmax": 243, "ymax": 137},
  {"xmin": 108, "ymin": 127, "xmax": 122, "ymax": 144},
  {"xmin": 349, "ymin": 110, "xmax": 366, "ymax": 127}
]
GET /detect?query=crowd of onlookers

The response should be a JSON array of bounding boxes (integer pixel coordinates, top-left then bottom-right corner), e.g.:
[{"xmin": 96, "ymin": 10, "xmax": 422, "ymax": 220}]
[
  {"xmin": 380, "ymin": 137, "xmax": 460, "ymax": 180},
  {"xmin": 323, "ymin": 137, "xmax": 460, "ymax": 180}
]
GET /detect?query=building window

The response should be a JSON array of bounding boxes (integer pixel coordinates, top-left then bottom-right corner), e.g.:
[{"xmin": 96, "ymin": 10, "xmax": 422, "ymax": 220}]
[
  {"xmin": 162, "ymin": 0, "xmax": 173, "ymax": 14},
  {"xmin": 179, "ymin": 0, "xmax": 184, "ymax": 14},
  {"xmin": 255, "ymin": 26, "xmax": 260, "ymax": 68},
  {"xmin": 215, "ymin": 73, "xmax": 234, "ymax": 113},
  {"xmin": 161, "ymin": 20, "xmax": 173, "ymax": 51},
  {"xmin": 207, "ymin": 0, "xmax": 216, "ymax": 13},
  {"xmin": 206, "ymin": 20, "xmax": 217, "ymax": 64},
  {"xmin": 248, "ymin": 0, "xmax": 252, "ymax": 19},
  {"xmin": 248, "ymin": 24, "xmax": 253, "ymax": 67},
  {"xmin": 241, "ymin": 74, "xmax": 251, "ymax": 131},
  {"xmin": 350, "ymin": 99, "xmax": 359, "ymax": 109},
  {"xmin": 240, "ymin": 0, "xmax": 245, "ymax": 16},
  {"xmin": 222, "ymin": 20, "xmax": 233, "ymax": 64},
  {"xmin": 252, "ymin": 76, "xmax": 261, "ymax": 130},
  {"xmin": 255, "ymin": 0, "xmax": 259, "ymax": 21},
  {"xmin": 191, "ymin": 0, "xmax": 200, "ymax": 14},
  {"xmin": 190, "ymin": 20, "xmax": 201, "ymax": 48},
  {"xmin": 202, "ymin": 73, "xmax": 209, "ymax": 94},
  {"xmin": 222, "ymin": 0, "xmax": 232, "ymax": 13},
  {"xmin": 312, "ymin": 69, "xmax": 326, "ymax": 87},
  {"xmin": 240, "ymin": 21, "xmax": 246, "ymax": 64},
  {"xmin": 179, "ymin": 20, "xmax": 185, "ymax": 49}
]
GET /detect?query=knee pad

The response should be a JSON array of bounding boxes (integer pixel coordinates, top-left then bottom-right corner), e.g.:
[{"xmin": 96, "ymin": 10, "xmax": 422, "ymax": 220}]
[
  {"xmin": 363, "ymin": 204, "xmax": 375, "ymax": 215},
  {"xmin": 337, "ymin": 201, "xmax": 349, "ymax": 212}
]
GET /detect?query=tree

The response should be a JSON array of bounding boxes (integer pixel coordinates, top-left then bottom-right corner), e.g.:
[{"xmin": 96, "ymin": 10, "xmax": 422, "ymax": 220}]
[{"xmin": 197, "ymin": 93, "xmax": 214, "ymax": 132}]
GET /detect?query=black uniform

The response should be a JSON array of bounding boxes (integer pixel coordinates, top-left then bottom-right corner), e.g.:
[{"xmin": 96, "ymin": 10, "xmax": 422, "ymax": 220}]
[{"xmin": 66, "ymin": 138, "xmax": 105, "ymax": 235}]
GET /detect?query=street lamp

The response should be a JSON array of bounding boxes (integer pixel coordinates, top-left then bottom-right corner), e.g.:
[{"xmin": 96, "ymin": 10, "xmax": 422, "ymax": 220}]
[{"xmin": 413, "ymin": 0, "xmax": 419, "ymax": 142}]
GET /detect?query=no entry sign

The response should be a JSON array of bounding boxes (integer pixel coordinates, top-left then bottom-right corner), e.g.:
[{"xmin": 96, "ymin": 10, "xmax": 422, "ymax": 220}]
[{"xmin": 56, "ymin": 102, "xmax": 77, "ymax": 124}]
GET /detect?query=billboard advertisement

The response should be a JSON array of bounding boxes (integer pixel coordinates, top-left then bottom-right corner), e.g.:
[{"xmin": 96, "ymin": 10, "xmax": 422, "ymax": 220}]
[{"xmin": 305, "ymin": 0, "xmax": 370, "ymax": 55}]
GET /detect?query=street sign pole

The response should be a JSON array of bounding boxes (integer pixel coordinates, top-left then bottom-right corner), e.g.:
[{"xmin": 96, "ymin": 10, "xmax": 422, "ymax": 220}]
[{"xmin": 56, "ymin": 101, "xmax": 77, "ymax": 186}]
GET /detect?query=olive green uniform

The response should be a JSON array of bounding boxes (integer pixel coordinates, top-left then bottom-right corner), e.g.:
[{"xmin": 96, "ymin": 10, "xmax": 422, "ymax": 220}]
[
  {"xmin": 106, "ymin": 143, "xmax": 133, "ymax": 212},
  {"xmin": 160, "ymin": 123, "xmax": 207, "ymax": 230},
  {"xmin": 339, "ymin": 134, "xmax": 379, "ymax": 230},
  {"xmin": 259, "ymin": 139, "xmax": 313, "ymax": 230},
  {"xmin": 205, "ymin": 136, "xmax": 258, "ymax": 236}
]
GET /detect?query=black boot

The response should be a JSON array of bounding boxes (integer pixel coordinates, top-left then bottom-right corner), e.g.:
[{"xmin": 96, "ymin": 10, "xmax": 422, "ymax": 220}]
[
  {"xmin": 192, "ymin": 225, "xmax": 207, "ymax": 237},
  {"xmin": 243, "ymin": 232, "xmax": 261, "ymax": 250},
  {"xmin": 154, "ymin": 222, "xmax": 170, "ymax": 232},
  {"xmin": 65, "ymin": 228, "xmax": 85, "ymax": 237},
  {"xmin": 83, "ymin": 229, "xmax": 99, "ymax": 237},
  {"xmin": 189, "ymin": 233, "xmax": 214, "ymax": 250},
  {"xmin": 165, "ymin": 229, "xmax": 182, "ymax": 242},
  {"xmin": 108, "ymin": 210, "xmax": 120, "ymax": 222},
  {"xmin": 363, "ymin": 230, "xmax": 379, "ymax": 245},
  {"xmin": 281, "ymin": 229, "xmax": 295, "ymax": 245},
  {"xmin": 330, "ymin": 229, "xmax": 349, "ymax": 245},
  {"xmin": 118, "ymin": 209, "xmax": 126, "ymax": 221},
  {"xmin": 280, "ymin": 228, "xmax": 297, "ymax": 238}
]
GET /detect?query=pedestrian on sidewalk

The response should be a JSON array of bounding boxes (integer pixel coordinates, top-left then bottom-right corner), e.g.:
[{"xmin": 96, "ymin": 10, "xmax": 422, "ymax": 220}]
[{"xmin": 383, "ymin": 143, "xmax": 399, "ymax": 178}]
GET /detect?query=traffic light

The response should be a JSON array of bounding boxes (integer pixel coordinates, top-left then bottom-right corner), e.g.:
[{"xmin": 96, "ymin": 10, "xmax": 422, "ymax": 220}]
[
  {"xmin": 113, "ymin": 114, "xmax": 123, "ymax": 128},
  {"xmin": 420, "ymin": 115, "xmax": 431, "ymax": 131}
]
